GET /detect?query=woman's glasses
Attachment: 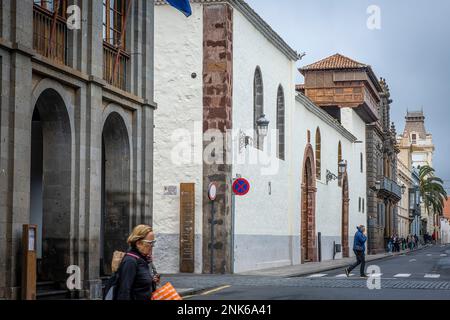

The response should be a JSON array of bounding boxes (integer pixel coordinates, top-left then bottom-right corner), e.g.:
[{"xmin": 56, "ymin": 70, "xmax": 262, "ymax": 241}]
[{"xmin": 141, "ymin": 240, "xmax": 156, "ymax": 247}]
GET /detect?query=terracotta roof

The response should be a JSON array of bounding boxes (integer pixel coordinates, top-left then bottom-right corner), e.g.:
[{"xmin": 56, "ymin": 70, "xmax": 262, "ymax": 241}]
[
  {"xmin": 300, "ymin": 53, "xmax": 368, "ymax": 72},
  {"xmin": 299, "ymin": 53, "xmax": 383, "ymax": 92}
]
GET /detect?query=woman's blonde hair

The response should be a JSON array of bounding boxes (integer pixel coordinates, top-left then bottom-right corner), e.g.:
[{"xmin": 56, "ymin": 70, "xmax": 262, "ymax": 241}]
[{"xmin": 127, "ymin": 225, "xmax": 153, "ymax": 247}]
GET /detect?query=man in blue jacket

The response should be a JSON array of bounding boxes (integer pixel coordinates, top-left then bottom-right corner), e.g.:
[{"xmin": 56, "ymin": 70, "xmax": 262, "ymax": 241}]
[{"xmin": 345, "ymin": 225, "xmax": 368, "ymax": 278}]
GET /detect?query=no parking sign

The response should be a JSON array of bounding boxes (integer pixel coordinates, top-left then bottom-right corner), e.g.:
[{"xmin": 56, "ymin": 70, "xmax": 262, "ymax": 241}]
[{"xmin": 232, "ymin": 178, "xmax": 250, "ymax": 196}]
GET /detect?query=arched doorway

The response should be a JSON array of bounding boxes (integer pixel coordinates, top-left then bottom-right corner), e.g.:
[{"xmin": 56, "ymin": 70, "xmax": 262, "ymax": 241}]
[
  {"xmin": 30, "ymin": 89, "xmax": 72, "ymax": 282},
  {"xmin": 101, "ymin": 112, "xmax": 131, "ymax": 275},
  {"xmin": 301, "ymin": 144, "xmax": 317, "ymax": 263},
  {"xmin": 341, "ymin": 172, "xmax": 350, "ymax": 257}
]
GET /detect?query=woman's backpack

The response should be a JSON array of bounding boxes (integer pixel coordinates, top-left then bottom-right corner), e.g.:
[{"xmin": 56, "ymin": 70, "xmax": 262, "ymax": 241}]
[{"xmin": 103, "ymin": 252, "xmax": 141, "ymax": 300}]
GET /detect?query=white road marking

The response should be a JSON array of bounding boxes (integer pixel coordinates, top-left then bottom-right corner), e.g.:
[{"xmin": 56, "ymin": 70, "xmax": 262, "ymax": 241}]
[
  {"xmin": 369, "ymin": 273, "xmax": 383, "ymax": 277},
  {"xmin": 308, "ymin": 274, "xmax": 327, "ymax": 278},
  {"xmin": 424, "ymin": 274, "xmax": 441, "ymax": 278},
  {"xmin": 409, "ymin": 259, "xmax": 417, "ymax": 262},
  {"xmin": 440, "ymin": 254, "xmax": 447, "ymax": 257},
  {"xmin": 426, "ymin": 254, "xmax": 432, "ymax": 256},
  {"xmin": 394, "ymin": 273, "xmax": 411, "ymax": 278}
]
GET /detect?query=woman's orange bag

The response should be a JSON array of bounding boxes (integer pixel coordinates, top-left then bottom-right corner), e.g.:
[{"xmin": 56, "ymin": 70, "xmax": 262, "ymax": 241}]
[{"xmin": 151, "ymin": 282, "xmax": 182, "ymax": 300}]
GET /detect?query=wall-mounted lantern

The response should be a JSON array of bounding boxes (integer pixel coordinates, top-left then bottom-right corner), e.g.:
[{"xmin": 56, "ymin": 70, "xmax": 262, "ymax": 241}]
[{"xmin": 256, "ymin": 114, "xmax": 270, "ymax": 138}]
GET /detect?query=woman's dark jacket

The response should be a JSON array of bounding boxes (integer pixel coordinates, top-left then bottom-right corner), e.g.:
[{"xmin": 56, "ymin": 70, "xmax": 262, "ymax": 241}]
[{"xmin": 116, "ymin": 248, "xmax": 153, "ymax": 300}]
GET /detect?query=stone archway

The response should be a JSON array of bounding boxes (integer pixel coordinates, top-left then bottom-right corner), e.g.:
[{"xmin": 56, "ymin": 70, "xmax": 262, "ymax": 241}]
[
  {"xmin": 30, "ymin": 88, "xmax": 72, "ymax": 282},
  {"xmin": 341, "ymin": 172, "xmax": 350, "ymax": 257},
  {"xmin": 101, "ymin": 111, "xmax": 131, "ymax": 275},
  {"xmin": 301, "ymin": 144, "xmax": 317, "ymax": 263}
]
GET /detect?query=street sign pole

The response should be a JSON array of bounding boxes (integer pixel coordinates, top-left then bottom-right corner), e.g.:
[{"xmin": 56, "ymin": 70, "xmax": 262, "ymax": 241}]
[
  {"xmin": 210, "ymin": 200, "xmax": 214, "ymax": 274},
  {"xmin": 208, "ymin": 183, "xmax": 217, "ymax": 274}
]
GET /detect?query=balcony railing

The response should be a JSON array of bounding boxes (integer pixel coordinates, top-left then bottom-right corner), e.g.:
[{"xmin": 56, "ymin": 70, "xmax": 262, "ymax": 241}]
[
  {"xmin": 378, "ymin": 177, "xmax": 402, "ymax": 201},
  {"xmin": 33, "ymin": 5, "xmax": 67, "ymax": 65},
  {"xmin": 103, "ymin": 43, "xmax": 130, "ymax": 91}
]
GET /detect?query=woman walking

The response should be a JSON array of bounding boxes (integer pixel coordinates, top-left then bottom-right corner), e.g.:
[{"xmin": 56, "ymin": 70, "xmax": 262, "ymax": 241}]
[{"xmin": 115, "ymin": 225, "xmax": 160, "ymax": 300}]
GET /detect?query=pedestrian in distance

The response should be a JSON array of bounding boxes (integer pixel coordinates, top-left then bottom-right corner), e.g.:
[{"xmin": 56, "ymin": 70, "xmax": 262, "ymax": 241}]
[
  {"xmin": 387, "ymin": 237, "xmax": 393, "ymax": 253},
  {"xmin": 345, "ymin": 225, "xmax": 368, "ymax": 278}
]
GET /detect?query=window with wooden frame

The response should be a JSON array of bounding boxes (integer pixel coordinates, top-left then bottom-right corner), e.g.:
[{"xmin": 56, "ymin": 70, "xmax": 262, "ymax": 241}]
[
  {"xmin": 102, "ymin": 0, "xmax": 131, "ymax": 90},
  {"xmin": 315, "ymin": 128, "xmax": 321, "ymax": 179},
  {"xmin": 34, "ymin": 0, "xmax": 67, "ymax": 18},
  {"xmin": 103, "ymin": 0, "xmax": 127, "ymax": 49}
]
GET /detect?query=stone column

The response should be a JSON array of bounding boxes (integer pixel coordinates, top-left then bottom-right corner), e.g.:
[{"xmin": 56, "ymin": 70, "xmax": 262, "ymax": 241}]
[
  {"xmin": 202, "ymin": 3, "xmax": 233, "ymax": 274},
  {"xmin": 0, "ymin": 0, "xmax": 34, "ymax": 300}
]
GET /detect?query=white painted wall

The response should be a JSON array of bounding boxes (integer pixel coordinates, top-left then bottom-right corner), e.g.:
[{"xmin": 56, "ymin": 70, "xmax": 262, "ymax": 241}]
[
  {"xmin": 292, "ymin": 100, "xmax": 367, "ymax": 262},
  {"xmin": 154, "ymin": 2, "xmax": 369, "ymax": 274},
  {"xmin": 154, "ymin": 3, "xmax": 204, "ymax": 274},
  {"xmin": 230, "ymin": 7, "xmax": 297, "ymax": 273},
  {"xmin": 340, "ymin": 107, "xmax": 368, "ymax": 248}
]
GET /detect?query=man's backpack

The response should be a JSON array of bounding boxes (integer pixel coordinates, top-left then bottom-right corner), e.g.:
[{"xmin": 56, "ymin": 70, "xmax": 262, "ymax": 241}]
[{"xmin": 103, "ymin": 251, "xmax": 141, "ymax": 300}]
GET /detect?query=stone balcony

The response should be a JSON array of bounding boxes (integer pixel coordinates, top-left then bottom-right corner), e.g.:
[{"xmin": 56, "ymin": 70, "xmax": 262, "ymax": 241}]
[{"xmin": 377, "ymin": 177, "xmax": 402, "ymax": 202}]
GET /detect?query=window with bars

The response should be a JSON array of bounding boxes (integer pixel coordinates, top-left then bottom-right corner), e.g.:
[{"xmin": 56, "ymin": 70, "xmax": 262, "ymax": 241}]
[
  {"xmin": 33, "ymin": 0, "xmax": 68, "ymax": 64},
  {"xmin": 276, "ymin": 85, "xmax": 285, "ymax": 160},
  {"xmin": 315, "ymin": 128, "xmax": 321, "ymax": 179}
]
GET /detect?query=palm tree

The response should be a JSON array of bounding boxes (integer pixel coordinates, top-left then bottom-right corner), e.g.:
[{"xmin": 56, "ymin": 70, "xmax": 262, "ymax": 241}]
[{"xmin": 418, "ymin": 165, "xmax": 448, "ymax": 238}]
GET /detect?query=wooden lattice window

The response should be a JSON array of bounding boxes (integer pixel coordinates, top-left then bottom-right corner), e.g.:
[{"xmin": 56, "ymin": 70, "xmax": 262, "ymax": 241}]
[
  {"xmin": 277, "ymin": 85, "xmax": 285, "ymax": 160},
  {"xmin": 315, "ymin": 128, "xmax": 321, "ymax": 179}
]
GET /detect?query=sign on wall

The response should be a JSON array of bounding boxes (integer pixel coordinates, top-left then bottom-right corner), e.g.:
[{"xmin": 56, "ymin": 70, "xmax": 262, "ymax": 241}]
[
  {"xmin": 179, "ymin": 183, "xmax": 195, "ymax": 273},
  {"xmin": 232, "ymin": 178, "xmax": 251, "ymax": 196}
]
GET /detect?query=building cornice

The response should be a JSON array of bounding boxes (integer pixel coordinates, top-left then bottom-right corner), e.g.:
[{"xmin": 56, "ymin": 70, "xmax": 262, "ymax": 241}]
[
  {"xmin": 296, "ymin": 93, "xmax": 358, "ymax": 143},
  {"xmin": 155, "ymin": 0, "xmax": 299, "ymax": 61}
]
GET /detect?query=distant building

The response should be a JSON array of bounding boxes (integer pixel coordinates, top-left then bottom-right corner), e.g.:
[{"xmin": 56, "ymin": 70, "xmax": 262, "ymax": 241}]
[
  {"xmin": 300, "ymin": 54, "xmax": 401, "ymax": 254},
  {"xmin": 398, "ymin": 111, "xmax": 435, "ymax": 236}
]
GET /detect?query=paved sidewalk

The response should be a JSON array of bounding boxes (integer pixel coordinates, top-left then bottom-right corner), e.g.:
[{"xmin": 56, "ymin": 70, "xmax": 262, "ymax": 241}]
[{"xmin": 163, "ymin": 246, "xmax": 430, "ymax": 297}]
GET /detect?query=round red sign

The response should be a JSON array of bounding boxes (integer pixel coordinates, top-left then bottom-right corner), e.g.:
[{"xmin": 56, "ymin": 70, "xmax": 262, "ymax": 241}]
[{"xmin": 232, "ymin": 178, "xmax": 250, "ymax": 196}]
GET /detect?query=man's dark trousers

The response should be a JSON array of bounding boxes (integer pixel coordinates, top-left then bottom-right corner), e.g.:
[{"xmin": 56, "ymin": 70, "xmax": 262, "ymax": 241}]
[{"xmin": 348, "ymin": 250, "xmax": 365, "ymax": 276}]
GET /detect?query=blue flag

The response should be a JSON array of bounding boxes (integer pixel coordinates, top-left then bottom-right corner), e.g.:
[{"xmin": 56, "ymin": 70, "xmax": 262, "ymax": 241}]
[{"xmin": 166, "ymin": 0, "xmax": 192, "ymax": 17}]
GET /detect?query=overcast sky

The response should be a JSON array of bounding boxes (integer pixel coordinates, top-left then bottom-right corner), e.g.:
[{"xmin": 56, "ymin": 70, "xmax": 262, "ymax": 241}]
[{"xmin": 246, "ymin": 0, "xmax": 450, "ymax": 191}]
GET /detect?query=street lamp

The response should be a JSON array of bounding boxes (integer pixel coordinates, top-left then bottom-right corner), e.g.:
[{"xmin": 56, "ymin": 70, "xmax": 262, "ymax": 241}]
[
  {"xmin": 401, "ymin": 184, "xmax": 407, "ymax": 195},
  {"xmin": 338, "ymin": 160, "xmax": 347, "ymax": 176},
  {"xmin": 256, "ymin": 114, "xmax": 270, "ymax": 138},
  {"xmin": 338, "ymin": 160, "xmax": 347, "ymax": 187}
]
